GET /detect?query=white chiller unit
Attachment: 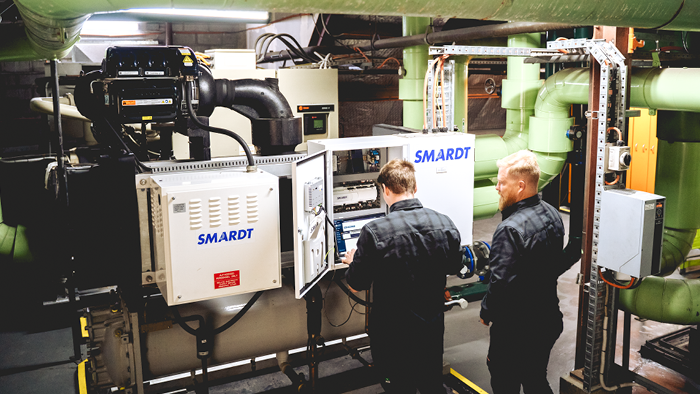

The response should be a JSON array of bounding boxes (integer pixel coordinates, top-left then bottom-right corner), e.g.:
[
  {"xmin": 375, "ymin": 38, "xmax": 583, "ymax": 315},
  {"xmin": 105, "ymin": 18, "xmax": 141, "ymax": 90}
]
[{"xmin": 147, "ymin": 169, "xmax": 281, "ymax": 305}]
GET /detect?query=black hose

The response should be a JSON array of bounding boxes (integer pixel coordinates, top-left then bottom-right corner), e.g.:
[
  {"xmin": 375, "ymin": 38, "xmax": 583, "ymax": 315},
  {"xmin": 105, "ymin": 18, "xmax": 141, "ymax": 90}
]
[
  {"xmin": 171, "ymin": 307, "xmax": 203, "ymax": 336},
  {"xmin": 212, "ymin": 291, "xmax": 264, "ymax": 335},
  {"xmin": 333, "ymin": 277, "xmax": 372, "ymax": 307},
  {"xmin": 185, "ymin": 80, "xmax": 256, "ymax": 169}
]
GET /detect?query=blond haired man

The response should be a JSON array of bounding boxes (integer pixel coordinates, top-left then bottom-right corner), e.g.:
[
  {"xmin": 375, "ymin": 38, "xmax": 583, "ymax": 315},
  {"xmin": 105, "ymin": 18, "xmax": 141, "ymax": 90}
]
[
  {"xmin": 342, "ymin": 159, "xmax": 463, "ymax": 393},
  {"xmin": 479, "ymin": 150, "xmax": 566, "ymax": 394}
]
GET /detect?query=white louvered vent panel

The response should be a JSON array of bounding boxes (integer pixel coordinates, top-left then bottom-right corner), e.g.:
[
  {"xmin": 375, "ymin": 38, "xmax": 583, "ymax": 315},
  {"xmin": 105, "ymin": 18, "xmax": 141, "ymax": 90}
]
[
  {"xmin": 247, "ymin": 193, "xmax": 259, "ymax": 223},
  {"xmin": 209, "ymin": 197, "xmax": 222, "ymax": 227},
  {"xmin": 189, "ymin": 199, "xmax": 202, "ymax": 230},
  {"xmin": 228, "ymin": 195, "xmax": 241, "ymax": 226},
  {"xmin": 152, "ymin": 192, "xmax": 164, "ymax": 236}
]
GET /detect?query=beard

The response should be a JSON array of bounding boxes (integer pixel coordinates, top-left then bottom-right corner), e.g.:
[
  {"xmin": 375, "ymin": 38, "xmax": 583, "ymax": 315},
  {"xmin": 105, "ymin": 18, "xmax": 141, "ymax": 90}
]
[{"xmin": 498, "ymin": 191, "xmax": 517, "ymax": 212}]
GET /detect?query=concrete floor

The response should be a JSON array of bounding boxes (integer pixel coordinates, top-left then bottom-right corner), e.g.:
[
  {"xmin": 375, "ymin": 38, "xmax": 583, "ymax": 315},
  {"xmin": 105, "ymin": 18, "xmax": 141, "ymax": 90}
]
[{"xmin": 1, "ymin": 210, "xmax": 698, "ymax": 394}]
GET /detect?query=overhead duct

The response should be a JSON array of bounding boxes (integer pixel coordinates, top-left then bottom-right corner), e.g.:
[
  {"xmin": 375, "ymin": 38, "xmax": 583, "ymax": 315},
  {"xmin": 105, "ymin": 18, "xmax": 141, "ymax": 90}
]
[{"xmin": 10, "ymin": 0, "xmax": 700, "ymax": 60}]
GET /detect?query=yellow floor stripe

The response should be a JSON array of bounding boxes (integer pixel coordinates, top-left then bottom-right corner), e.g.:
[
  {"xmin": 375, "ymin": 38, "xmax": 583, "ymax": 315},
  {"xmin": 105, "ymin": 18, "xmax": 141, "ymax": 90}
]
[
  {"xmin": 450, "ymin": 368, "xmax": 489, "ymax": 394},
  {"xmin": 80, "ymin": 317, "xmax": 89, "ymax": 338},
  {"xmin": 78, "ymin": 359, "xmax": 88, "ymax": 394}
]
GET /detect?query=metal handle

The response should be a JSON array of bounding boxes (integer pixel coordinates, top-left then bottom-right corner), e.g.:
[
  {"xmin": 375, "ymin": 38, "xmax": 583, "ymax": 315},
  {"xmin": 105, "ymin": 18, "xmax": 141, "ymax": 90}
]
[
  {"xmin": 651, "ymin": 145, "xmax": 655, "ymax": 154},
  {"xmin": 634, "ymin": 143, "xmax": 638, "ymax": 151},
  {"xmin": 642, "ymin": 144, "xmax": 646, "ymax": 152}
]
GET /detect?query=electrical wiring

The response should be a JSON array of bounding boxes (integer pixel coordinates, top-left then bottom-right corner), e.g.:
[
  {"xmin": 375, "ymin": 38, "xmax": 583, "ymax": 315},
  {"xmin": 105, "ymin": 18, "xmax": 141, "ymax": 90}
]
[
  {"xmin": 423, "ymin": 57, "xmax": 442, "ymax": 129},
  {"xmin": 439, "ymin": 57, "xmax": 446, "ymax": 128},
  {"xmin": 377, "ymin": 57, "xmax": 401, "ymax": 69},
  {"xmin": 599, "ymin": 268, "xmax": 637, "ymax": 289},
  {"xmin": 256, "ymin": 33, "xmax": 316, "ymax": 63},
  {"xmin": 607, "ymin": 126, "xmax": 623, "ymax": 142},
  {"xmin": 604, "ymin": 174, "xmax": 620, "ymax": 185},
  {"xmin": 555, "ymin": 37, "xmax": 569, "ymax": 54}
]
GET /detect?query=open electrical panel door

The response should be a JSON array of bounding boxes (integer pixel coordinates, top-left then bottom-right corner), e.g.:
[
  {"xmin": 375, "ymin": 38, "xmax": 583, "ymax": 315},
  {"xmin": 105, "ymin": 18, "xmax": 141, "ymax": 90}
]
[{"xmin": 293, "ymin": 150, "xmax": 332, "ymax": 299}]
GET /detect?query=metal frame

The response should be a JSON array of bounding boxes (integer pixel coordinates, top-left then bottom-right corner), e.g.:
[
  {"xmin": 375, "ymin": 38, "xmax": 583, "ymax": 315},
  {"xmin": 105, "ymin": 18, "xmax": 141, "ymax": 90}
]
[{"xmin": 432, "ymin": 38, "xmax": 631, "ymax": 393}]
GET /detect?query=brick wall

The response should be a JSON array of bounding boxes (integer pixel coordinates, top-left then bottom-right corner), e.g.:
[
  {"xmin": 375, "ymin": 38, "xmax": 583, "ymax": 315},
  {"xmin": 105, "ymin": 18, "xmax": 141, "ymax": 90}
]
[{"xmin": 0, "ymin": 60, "xmax": 48, "ymax": 155}]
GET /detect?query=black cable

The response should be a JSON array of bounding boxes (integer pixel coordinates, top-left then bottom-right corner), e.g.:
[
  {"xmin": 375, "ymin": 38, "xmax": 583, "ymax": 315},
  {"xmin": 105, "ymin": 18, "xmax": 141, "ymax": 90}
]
[
  {"xmin": 185, "ymin": 81, "xmax": 255, "ymax": 169},
  {"xmin": 212, "ymin": 291, "xmax": 264, "ymax": 335},
  {"xmin": 333, "ymin": 276, "xmax": 372, "ymax": 307},
  {"xmin": 258, "ymin": 33, "xmax": 316, "ymax": 63},
  {"xmin": 100, "ymin": 117, "xmax": 152, "ymax": 173},
  {"xmin": 171, "ymin": 307, "xmax": 203, "ymax": 336}
]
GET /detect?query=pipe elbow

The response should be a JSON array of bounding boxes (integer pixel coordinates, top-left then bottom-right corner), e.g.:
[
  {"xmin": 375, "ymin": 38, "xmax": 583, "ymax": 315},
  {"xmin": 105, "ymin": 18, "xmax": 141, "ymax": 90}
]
[{"xmin": 14, "ymin": 1, "xmax": 89, "ymax": 60}]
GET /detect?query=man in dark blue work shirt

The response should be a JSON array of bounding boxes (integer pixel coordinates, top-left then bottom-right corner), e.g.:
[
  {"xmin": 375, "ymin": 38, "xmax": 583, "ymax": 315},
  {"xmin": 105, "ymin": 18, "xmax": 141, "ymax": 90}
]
[
  {"xmin": 342, "ymin": 159, "xmax": 463, "ymax": 393},
  {"xmin": 480, "ymin": 150, "xmax": 567, "ymax": 394}
]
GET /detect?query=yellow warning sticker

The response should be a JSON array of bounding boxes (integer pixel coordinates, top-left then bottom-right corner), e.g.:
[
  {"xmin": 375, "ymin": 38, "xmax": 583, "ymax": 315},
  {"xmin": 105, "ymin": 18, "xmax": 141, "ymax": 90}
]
[
  {"xmin": 183, "ymin": 56, "xmax": 193, "ymax": 64},
  {"xmin": 142, "ymin": 116, "xmax": 153, "ymax": 121}
]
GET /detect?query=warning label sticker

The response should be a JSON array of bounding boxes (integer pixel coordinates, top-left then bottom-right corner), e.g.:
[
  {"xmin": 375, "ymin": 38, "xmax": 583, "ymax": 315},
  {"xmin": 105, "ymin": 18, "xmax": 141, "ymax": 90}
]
[
  {"xmin": 183, "ymin": 55, "xmax": 193, "ymax": 64},
  {"xmin": 121, "ymin": 98, "xmax": 173, "ymax": 107},
  {"xmin": 214, "ymin": 270, "xmax": 240, "ymax": 289}
]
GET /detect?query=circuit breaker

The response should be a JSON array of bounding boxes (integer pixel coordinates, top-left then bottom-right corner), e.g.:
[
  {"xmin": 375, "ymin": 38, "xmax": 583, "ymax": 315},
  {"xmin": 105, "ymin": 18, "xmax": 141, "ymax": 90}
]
[
  {"xmin": 597, "ymin": 189, "xmax": 665, "ymax": 277},
  {"xmin": 149, "ymin": 169, "xmax": 281, "ymax": 305}
]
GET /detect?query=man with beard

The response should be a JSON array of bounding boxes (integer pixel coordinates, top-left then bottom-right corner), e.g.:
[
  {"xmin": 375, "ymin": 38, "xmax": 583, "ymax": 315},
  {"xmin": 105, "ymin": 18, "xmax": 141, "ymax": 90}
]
[
  {"xmin": 479, "ymin": 150, "xmax": 567, "ymax": 394},
  {"xmin": 342, "ymin": 159, "xmax": 463, "ymax": 393}
]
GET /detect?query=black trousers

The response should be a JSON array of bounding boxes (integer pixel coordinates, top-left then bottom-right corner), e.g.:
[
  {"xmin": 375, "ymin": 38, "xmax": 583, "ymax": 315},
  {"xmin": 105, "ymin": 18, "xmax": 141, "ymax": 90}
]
[
  {"xmin": 487, "ymin": 318, "xmax": 563, "ymax": 394},
  {"xmin": 371, "ymin": 312, "xmax": 447, "ymax": 394}
]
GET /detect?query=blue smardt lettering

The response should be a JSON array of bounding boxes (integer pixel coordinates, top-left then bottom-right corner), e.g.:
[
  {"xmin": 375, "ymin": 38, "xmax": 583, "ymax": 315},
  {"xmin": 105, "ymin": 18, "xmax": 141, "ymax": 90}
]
[
  {"xmin": 414, "ymin": 147, "xmax": 471, "ymax": 163},
  {"xmin": 198, "ymin": 228, "xmax": 255, "ymax": 245}
]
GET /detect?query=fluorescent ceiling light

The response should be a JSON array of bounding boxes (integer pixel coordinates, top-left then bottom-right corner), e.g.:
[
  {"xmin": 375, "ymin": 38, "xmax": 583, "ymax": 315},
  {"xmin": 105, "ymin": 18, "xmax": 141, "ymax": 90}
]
[
  {"xmin": 81, "ymin": 21, "xmax": 140, "ymax": 35},
  {"xmin": 124, "ymin": 9, "xmax": 269, "ymax": 21}
]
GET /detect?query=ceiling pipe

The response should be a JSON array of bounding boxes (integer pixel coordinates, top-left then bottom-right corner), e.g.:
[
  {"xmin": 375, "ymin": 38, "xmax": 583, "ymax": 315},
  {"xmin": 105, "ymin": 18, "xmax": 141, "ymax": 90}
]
[
  {"xmin": 11, "ymin": 0, "xmax": 700, "ymax": 60},
  {"xmin": 259, "ymin": 22, "xmax": 580, "ymax": 64}
]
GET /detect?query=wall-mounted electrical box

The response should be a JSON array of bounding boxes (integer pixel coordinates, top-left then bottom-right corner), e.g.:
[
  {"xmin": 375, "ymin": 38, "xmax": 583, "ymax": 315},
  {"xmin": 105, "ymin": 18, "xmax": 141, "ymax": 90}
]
[
  {"xmin": 597, "ymin": 189, "xmax": 665, "ymax": 277},
  {"xmin": 148, "ymin": 169, "xmax": 281, "ymax": 305}
]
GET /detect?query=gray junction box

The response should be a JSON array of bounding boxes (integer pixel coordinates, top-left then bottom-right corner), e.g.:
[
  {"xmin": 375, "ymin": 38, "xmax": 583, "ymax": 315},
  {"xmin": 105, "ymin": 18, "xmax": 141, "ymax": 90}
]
[{"xmin": 597, "ymin": 189, "xmax": 665, "ymax": 278}]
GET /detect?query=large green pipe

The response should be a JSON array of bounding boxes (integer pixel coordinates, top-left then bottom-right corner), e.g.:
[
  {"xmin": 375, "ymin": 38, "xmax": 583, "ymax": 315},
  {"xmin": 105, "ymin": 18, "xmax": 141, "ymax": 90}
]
[
  {"xmin": 619, "ymin": 276, "xmax": 700, "ymax": 325},
  {"xmin": 619, "ymin": 111, "xmax": 700, "ymax": 324},
  {"xmin": 12, "ymin": 0, "xmax": 700, "ymax": 61},
  {"xmin": 399, "ymin": 17, "xmax": 431, "ymax": 130},
  {"xmin": 473, "ymin": 33, "xmax": 542, "ymax": 219}
]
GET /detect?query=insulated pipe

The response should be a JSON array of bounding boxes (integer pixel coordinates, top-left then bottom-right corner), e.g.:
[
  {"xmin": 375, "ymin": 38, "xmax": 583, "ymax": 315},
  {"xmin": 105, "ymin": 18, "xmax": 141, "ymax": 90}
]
[
  {"xmin": 12, "ymin": 0, "xmax": 700, "ymax": 61},
  {"xmin": 617, "ymin": 111, "xmax": 700, "ymax": 324},
  {"xmin": 472, "ymin": 33, "xmax": 542, "ymax": 220},
  {"xmin": 618, "ymin": 276, "xmax": 700, "ymax": 325},
  {"xmin": 399, "ymin": 17, "xmax": 431, "ymax": 129}
]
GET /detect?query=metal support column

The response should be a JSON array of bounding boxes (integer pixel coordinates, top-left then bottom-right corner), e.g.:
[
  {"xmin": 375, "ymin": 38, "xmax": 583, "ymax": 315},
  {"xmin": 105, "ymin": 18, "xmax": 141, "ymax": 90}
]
[{"xmin": 51, "ymin": 59, "xmax": 82, "ymax": 362}]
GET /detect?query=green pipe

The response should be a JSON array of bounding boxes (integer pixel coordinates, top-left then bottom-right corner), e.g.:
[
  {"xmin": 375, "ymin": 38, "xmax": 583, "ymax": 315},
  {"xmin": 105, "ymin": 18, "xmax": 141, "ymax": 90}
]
[
  {"xmin": 12, "ymin": 0, "xmax": 700, "ymax": 61},
  {"xmin": 655, "ymin": 140, "xmax": 700, "ymax": 230},
  {"xmin": 399, "ymin": 17, "xmax": 431, "ymax": 129},
  {"xmin": 631, "ymin": 68, "xmax": 700, "ymax": 111},
  {"xmin": 619, "ymin": 276, "xmax": 700, "ymax": 325},
  {"xmin": 474, "ymin": 180, "xmax": 499, "ymax": 220},
  {"xmin": 618, "ymin": 110, "xmax": 700, "ymax": 323},
  {"xmin": 657, "ymin": 227, "xmax": 698, "ymax": 276},
  {"xmin": 501, "ymin": 33, "xmax": 541, "ymax": 155},
  {"xmin": 474, "ymin": 134, "xmax": 507, "ymax": 181}
]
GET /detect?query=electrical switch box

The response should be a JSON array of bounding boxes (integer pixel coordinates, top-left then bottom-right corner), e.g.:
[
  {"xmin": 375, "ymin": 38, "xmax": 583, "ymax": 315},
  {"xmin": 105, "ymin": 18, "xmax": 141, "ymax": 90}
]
[
  {"xmin": 149, "ymin": 169, "xmax": 281, "ymax": 305},
  {"xmin": 597, "ymin": 189, "xmax": 665, "ymax": 277},
  {"xmin": 607, "ymin": 145, "xmax": 631, "ymax": 171}
]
